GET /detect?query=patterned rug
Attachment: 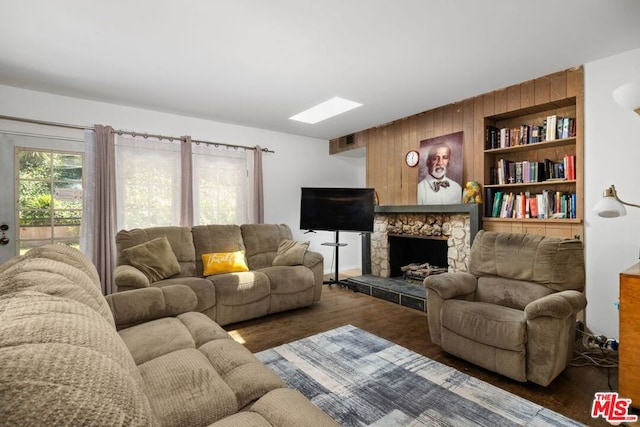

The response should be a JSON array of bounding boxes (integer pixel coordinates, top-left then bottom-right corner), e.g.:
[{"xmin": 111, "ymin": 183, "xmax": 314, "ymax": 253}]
[{"xmin": 255, "ymin": 325, "xmax": 584, "ymax": 427}]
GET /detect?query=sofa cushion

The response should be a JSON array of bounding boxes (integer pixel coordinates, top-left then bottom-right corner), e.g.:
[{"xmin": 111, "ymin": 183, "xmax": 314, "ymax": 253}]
[
  {"xmin": 153, "ymin": 277, "xmax": 217, "ymax": 313},
  {"xmin": 469, "ymin": 230, "xmax": 585, "ymax": 292},
  {"xmin": 259, "ymin": 266, "xmax": 314, "ymax": 295},
  {"xmin": 202, "ymin": 250, "xmax": 250, "ymax": 275},
  {"xmin": 122, "ymin": 236, "xmax": 181, "ymax": 283},
  {"xmin": 129, "ymin": 313, "xmax": 286, "ymax": 426},
  {"xmin": 107, "ymin": 285, "xmax": 198, "ymax": 330},
  {"xmin": 116, "ymin": 226, "xmax": 197, "ymax": 277},
  {"xmin": 192, "ymin": 225, "xmax": 246, "ymax": 276},
  {"xmin": 120, "ymin": 317, "xmax": 198, "ymax": 365},
  {"xmin": 199, "ymin": 338, "xmax": 286, "ymax": 409},
  {"xmin": 441, "ymin": 299, "xmax": 526, "ymax": 352},
  {"xmin": 209, "ymin": 271, "xmax": 271, "ymax": 305},
  {"xmin": 241, "ymin": 224, "xmax": 293, "ymax": 269},
  {"xmin": 272, "ymin": 240, "xmax": 309, "ymax": 266},
  {"xmin": 140, "ymin": 348, "xmax": 239, "ymax": 425},
  {"xmin": 0, "ymin": 291, "xmax": 155, "ymax": 426},
  {"xmin": 475, "ymin": 276, "xmax": 556, "ymax": 310},
  {"xmin": 0, "ymin": 245, "xmax": 115, "ymax": 326},
  {"xmin": 211, "ymin": 388, "xmax": 339, "ymax": 426}
]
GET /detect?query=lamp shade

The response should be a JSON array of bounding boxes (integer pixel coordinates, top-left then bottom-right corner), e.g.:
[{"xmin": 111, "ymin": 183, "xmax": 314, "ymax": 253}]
[
  {"xmin": 613, "ymin": 78, "xmax": 640, "ymax": 114},
  {"xmin": 594, "ymin": 196, "xmax": 627, "ymax": 218}
]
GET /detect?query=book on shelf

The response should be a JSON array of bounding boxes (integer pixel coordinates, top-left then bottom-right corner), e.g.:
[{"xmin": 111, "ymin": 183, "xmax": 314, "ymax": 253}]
[
  {"xmin": 515, "ymin": 162, "xmax": 523, "ymax": 183},
  {"xmin": 510, "ymin": 127, "xmax": 521, "ymax": 147},
  {"xmin": 529, "ymin": 195, "xmax": 538, "ymax": 218},
  {"xmin": 485, "ymin": 187, "xmax": 496, "ymax": 217},
  {"xmin": 485, "ymin": 189, "xmax": 577, "ymax": 220},
  {"xmin": 531, "ymin": 125, "xmax": 542, "ymax": 143},
  {"xmin": 546, "ymin": 115, "xmax": 557, "ymax": 140},
  {"xmin": 563, "ymin": 154, "xmax": 576, "ymax": 180},
  {"xmin": 495, "ymin": 155, "xmax": 578, "ymax": 184},
  {"xmin": 485, "ymin": 126, "xmax": 499, "ymax": 149},
  {"xmin": 491, "ymin": 191, "xmax": 503, "ymax": 217},
  {"xmin": 556, "ymin": 118, "xmax": 564, "ymax": 141},
  {"xmin": 500, "ymin": 128, "xmax": 509, "ymax": 148},
  {"xmin": 486, "ymin": 116, "xmax": 574, "ymax": 151},
  {"xmin": 520, "ymin": 125, "xmax": 530, "ymax": 145},
  {"xmin": 561, "ymin": 118, "xmax": 570, "ymax": 139}
]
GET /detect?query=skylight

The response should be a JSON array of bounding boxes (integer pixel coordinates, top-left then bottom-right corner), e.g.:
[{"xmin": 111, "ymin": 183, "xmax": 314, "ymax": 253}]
[{"xmin": 289, "ymin": 96, "xmax": 362, "ymax": 124}]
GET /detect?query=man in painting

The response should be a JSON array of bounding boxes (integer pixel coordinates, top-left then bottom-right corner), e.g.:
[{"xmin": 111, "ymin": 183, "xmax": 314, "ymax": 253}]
[{"xmin": 417, "ymin": 142, "xmax": 462, "ymax": 204}]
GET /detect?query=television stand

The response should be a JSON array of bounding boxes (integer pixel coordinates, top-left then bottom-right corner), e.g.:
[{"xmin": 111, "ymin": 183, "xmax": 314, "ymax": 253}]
[{"xmin": 322, "ymin": 230, "xmax": 348, "ymax": 286}]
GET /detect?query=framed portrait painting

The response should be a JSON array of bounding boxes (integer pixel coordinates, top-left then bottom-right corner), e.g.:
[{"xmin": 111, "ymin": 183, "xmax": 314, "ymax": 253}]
[{"xmin": 417, "ymin": 131, "xmax": 463, "ymax": 205}]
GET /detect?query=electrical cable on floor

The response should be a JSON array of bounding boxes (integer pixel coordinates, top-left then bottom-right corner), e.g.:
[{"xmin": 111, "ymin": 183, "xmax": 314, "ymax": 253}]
[
  {"xmin": 571, "ymin": 326, "xmax": 618, "ymax": 392},
  {"xmin": 571, "ymin": 327, "xmax": 618, "ymax": 368}
]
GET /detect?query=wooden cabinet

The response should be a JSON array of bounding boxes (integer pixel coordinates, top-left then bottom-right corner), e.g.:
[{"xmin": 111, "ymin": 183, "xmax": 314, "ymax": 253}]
[
  {"xmin": 481, "ymin": 68, "xmax": 584, "ymax": 239},
  {"xmin": 619, "ymin": 263, "xmax": 640, "ymax": 406}
]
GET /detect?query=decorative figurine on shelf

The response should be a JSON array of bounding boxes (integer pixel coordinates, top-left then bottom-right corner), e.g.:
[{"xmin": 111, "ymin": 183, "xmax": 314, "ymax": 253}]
[{"xmin": 462, "ymin": 181, "xmax": 483, "ymax": 204}]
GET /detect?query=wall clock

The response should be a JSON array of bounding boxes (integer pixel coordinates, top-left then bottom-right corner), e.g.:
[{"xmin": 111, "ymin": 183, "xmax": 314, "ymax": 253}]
[{"xmin": 405, "ymin": 150, "xmax": 419, "ymax": 167}]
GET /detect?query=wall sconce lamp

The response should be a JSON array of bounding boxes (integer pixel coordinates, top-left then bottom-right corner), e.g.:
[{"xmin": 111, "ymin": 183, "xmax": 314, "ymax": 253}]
[
  {"xmin": 613, "ymin": 78, "xmax": 640, "ymax": 115},
  {"xmin": 594, "ymin": 185, "xmax": 640, "ymax": 218}
]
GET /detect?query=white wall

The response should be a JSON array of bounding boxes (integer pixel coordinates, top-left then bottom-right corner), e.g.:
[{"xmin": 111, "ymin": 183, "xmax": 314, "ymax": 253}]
[
  {"xmin": 584, "ymin": 47, "xmax": 640, "ymax": 339},
  {"xmin": 0, "ymin": 85, "xmax": 366, "ymax": 272}
]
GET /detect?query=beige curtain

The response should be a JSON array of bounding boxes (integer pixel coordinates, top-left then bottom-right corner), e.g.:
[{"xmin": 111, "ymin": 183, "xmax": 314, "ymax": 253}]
[
  {"xmin": 254, "ymin": 145, "xmax": 264, "ymax": 223},
  {"xmin": 92, "ymin": 125, "xmax": 117, "ymax": 294},
  {"xmin": 180, "ymin": 136, "xmax": 193, "ymax": 227}
]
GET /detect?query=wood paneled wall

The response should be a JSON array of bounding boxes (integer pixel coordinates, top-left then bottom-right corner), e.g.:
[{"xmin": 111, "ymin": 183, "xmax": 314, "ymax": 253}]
[{"xmin": 330, "ymin": 66, "xmax": 583, "ymax": 207}]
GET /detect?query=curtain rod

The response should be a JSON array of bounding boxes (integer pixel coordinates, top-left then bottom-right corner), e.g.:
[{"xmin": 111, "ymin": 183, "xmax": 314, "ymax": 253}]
[
  {"xmin": 0, "ymin": 114, "xmax": 90, "ymax": 131},
  {"xmin": 0, "ymin": 114, "xmax": 275, "ymax": 153}
]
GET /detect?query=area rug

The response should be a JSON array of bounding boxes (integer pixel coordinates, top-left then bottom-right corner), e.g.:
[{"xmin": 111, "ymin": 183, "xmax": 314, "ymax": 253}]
[{"xmin": 255, "ymin": 324, "xmax": 584, "ymax": 427}]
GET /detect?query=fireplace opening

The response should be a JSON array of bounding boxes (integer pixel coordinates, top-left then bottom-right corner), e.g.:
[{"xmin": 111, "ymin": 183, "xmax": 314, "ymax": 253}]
[{"xmin": 388, "ymin": 234, "xmax": 448, "ymax": 279}]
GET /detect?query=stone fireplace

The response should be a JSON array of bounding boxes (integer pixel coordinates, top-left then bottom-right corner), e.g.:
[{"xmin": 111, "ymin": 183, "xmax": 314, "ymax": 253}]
[{"xmin": 363, "ymin": 204, "xmax": 482, "ymax": 279}]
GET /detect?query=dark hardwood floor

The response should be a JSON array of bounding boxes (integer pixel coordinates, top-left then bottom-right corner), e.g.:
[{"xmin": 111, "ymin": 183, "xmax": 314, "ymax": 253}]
[{"xmin": 225, "ymin": 285, "xmax": 620, "ymax": 426}]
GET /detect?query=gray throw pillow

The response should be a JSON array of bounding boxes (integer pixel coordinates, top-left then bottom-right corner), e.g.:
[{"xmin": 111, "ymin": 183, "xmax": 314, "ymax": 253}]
[
  {"xmin": 272, "ymin": 239, "xmax": 309, "ymax": 266},
  {"xmin": 122, "ymin": 236, "xmax": 181, "ymax": 283}
]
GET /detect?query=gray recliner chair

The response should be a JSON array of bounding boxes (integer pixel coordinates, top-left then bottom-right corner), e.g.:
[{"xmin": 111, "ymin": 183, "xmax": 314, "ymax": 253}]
[{"xmin": 424, "ymin": 230, "xmax": 586, "ymax": 386}]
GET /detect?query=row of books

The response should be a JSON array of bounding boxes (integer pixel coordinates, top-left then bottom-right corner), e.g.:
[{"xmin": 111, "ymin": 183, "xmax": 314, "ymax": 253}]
[
  {"xmin": 490, "ymin": 155, "xmax": 576, "ymax": 185},
  {"xmin": 485, "ymin": 189, "xmax": 577, "ymax": 220},
  {"xmin": 485, "ymin": 115, "xmax": 576, "ymax": 150}
]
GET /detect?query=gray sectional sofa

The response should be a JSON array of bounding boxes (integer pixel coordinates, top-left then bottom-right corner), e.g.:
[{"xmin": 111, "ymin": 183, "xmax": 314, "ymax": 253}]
[
  {"xmin": 114, "ymin": 223, "xmax": 324, "ymax": 326},
  {"xmin": 0, "ymin": 243, "xmax": 337, "ymax": 426}
]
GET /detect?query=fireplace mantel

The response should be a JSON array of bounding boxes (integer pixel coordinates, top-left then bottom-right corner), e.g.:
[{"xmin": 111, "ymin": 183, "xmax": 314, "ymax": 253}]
[{"xmin": 374, "ymin": 204, "xmax": 482, "ymax": 242}]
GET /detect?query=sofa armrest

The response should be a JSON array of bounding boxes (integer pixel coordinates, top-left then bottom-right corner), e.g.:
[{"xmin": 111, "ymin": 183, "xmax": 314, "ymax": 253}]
[
  {"xmin": 424, "ymin": 272, "xmax": 477, "ymax": 299},
  {"xmin": 105, "ymin": 285, "xmax": 198, "ymax": 330},
  {"xmin": 302, "ymin": 250, "xmax": 323, "ymax": 269},
  {"xmin": 114, "ymin": 264, "xmax": 150, "ymax": 290},
  {"xmin": 303, "ymin": 250, "xmax": 324, "ymax": 302},
  {"xmin": 524, "ymin": 290, "xmax": 586, "ymax": 385},
  {"xmin": 524, "ymin": 290, "xmax": 586, "ymax": 321}
]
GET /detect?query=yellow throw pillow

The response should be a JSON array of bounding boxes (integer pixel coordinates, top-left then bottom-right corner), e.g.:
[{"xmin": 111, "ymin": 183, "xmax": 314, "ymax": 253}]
[{"xmin": 202, "ymin": 251, "xmax": 249, "ymax": 276}]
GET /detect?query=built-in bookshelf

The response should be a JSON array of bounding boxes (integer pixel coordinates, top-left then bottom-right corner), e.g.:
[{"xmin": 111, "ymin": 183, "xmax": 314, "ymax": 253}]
[{"xmin": 481, "ymin": 75, "xmax": 584, "ymax": 239}]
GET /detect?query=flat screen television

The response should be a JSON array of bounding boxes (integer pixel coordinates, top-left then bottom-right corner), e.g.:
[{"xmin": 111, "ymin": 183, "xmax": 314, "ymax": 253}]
[{"xmin": 300, "ymin": 187, "xmax": 375, "ymax": 233}]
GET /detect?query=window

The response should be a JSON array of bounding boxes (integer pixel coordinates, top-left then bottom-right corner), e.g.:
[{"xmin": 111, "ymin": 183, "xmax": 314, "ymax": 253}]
[
  {"xmin": 16, "ymin": 148, "xmax": 83, "ymax": 254},
  {"xmin": 193, "ymin": 144, "xmax": 248, "ymax": 225},
  {"xmin": 115, "ymin": 136, "xmax": 182, "ymax": 229},
  {"xmin": 115, "ymin": 136, "xmax": 250, "ymax": 230}
]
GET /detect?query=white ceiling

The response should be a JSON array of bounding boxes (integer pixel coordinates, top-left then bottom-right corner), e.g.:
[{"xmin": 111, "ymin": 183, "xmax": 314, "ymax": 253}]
[{"xmin": 1, "ymin": 1, "xmax": 640, "ymax": 140}]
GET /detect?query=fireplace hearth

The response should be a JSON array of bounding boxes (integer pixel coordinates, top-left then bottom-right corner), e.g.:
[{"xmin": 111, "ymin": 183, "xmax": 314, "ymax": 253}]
[{"xmin": 349, "ymin": 204, "xmax": 481, "ymax": 311}]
